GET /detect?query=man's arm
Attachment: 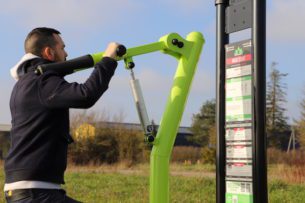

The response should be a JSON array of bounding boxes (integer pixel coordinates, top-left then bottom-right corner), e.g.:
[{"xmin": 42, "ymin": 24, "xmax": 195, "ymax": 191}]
[{"xmin": 38, "ymin": 56, "xmax": 118, "ymax": 109}]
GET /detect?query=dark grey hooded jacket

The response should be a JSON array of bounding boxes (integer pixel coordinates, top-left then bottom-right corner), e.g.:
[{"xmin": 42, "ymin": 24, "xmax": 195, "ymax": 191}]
[{"xmin": 5, "ymin": 55, "xmax": 117, "ymax": 184}]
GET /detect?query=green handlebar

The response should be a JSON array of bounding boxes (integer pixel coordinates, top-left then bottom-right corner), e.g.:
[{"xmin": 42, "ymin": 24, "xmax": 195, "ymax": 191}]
[{"xmin": 35, "ymin": 33, "xmax": 195, "ymax": 75}]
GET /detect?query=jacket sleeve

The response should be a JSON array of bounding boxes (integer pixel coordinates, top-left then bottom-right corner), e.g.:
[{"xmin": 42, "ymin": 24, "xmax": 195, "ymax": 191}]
[{"xmin": 38, "ymin": 57, "xmax": 118, "ymax": 109}]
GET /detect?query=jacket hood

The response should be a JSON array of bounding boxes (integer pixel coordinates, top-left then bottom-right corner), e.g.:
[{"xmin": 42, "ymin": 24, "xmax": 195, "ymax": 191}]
[{"xmin": 10, "ymin": 53, "xmax": 40, "ymax": 81}]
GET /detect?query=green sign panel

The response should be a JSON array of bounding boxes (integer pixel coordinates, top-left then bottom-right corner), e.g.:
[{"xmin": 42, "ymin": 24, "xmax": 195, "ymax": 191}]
[{"xmin": 226, "ymin": 181, "xmax": 253, "ymax": 203}]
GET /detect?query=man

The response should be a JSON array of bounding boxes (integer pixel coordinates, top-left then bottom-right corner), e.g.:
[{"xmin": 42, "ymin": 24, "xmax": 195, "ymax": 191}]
[{"xmin": 4, "ymin": 27, "xmax": 120, "ymax": 202}]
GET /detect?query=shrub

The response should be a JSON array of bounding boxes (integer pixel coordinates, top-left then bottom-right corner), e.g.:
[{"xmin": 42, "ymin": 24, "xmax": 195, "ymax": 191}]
[
  {"xmin": 200, "ymin": 147, "xmax": 216, "ymax": 164},
  {"xmin": 108, "ymin": 126, "xmax": 148, "ymax": 165},
  {"xmin": 69, "ymin": 124, "xmax": 149, "ymax": 166},
  {"xmin": 69, "ymin": 127, "xmax": 119, "ymax": 165},
  {"xmin": 268, "ymin": 148, "xmax": 305, "ymax": 165},
  {"xmin": 171, "ymin": 146, "xmax": 201, "ymax": 163}
]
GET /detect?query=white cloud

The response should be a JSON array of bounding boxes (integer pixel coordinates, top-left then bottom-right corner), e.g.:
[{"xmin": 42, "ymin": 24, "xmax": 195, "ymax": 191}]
[
  {"xmin": 97, "ymin": 65, "xmax": 214, "ymax": 126},
  {"xmin": 0, "ymin": 0, "xmax": 140, "ymax": 29},
  {"xmin": 268, "ymin": 0, "xmax": 305, "ymax": 42},
  {"xmin": 191, "ymin": 66, "xmax": 215, "ymax": 94},
  {"xmin": 155, "ymin": 0, "xmax": 211, "ymax": 14},
  {"xmin": 108, "ymin": 64, "xmax": 214, "ymax": 96}
]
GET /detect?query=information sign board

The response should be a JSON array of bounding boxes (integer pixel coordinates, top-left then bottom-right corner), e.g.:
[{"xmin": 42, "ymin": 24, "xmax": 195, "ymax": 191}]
[{"xmin": 225, "ymin": 39, "xmax": 253, "ymax": 203}]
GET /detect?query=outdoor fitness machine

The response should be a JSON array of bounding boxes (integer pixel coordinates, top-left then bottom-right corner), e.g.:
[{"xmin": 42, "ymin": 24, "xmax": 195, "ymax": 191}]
[
  {"xmin": 36, "ymin": 32, "xmax": 204, "ymax": 203},
  {"xmin": 215, "ymin": 0, "xmax": 267, "ymax": 203}
]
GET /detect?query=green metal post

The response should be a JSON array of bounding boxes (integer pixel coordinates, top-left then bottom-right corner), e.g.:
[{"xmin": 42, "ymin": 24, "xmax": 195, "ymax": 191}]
[{"xmin": 150, "ymin": 32, "xmax": 204, "ymax": 203}]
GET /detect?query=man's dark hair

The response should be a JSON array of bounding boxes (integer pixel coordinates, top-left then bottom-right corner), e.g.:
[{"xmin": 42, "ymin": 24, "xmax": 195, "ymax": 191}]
[{"xmin": 24, "ymin": 27, "xmax": 61, "ymax": 56}]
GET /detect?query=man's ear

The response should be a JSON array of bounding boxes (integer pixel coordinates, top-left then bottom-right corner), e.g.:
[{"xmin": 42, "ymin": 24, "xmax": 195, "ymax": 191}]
[{"xmin": 41, "ymin": 47, "xmax": 55, "ymax": 61}]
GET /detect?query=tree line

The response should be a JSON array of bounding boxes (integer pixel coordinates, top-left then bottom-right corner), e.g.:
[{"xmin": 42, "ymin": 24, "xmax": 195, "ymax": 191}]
[{"xmin": 68, "ymin": 62, "xmax": 304, "ymax": 165}]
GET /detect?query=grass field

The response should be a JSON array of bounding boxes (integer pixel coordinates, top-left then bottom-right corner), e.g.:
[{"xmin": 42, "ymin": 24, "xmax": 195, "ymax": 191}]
[{"xmin": 0, "ymin": 163, "xmax": 305, "ymax": 202}]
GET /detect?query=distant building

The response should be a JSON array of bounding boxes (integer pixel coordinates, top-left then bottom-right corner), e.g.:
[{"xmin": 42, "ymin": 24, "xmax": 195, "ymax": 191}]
[
  {"xmin": 0, "ymin": 124, "xmax": 11, "ymax": 159},
  {"xmin": 75, "ymin": 122, "xmax": 196, "ymax": 146},
  {"xmin": 0, "ymin": 124, "xmax": 11, "ymax": 132},
  {"xmin": 0, "ymin": 122, "xmax": 196, "ymax": 159}
]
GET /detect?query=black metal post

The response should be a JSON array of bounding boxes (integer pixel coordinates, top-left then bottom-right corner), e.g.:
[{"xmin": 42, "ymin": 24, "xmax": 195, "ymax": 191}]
[
  {"xmin": 252, "ymin": 0, "xmax": 268, "ymax": 202},
  {"xmin": 215, "ymin": 1, "xmax": 229, "ymax": 203}
]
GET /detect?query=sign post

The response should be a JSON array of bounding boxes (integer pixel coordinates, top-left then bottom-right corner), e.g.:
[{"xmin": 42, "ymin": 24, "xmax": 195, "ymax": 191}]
[{"xmin": 215, "ymin": 1, "xmax": 267, "ymax": 203}]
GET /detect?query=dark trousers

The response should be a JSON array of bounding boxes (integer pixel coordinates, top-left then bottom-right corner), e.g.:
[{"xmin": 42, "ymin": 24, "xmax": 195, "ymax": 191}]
[{"xmin": 5, "ymin": 189, "xmax": 82, "ymax": 203}]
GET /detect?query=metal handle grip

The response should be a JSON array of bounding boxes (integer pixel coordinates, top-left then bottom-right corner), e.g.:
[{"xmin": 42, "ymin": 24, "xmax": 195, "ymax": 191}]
[
  {"xmin": 116, "ymin": 45, "xmax": 126, "ymax": 57},
  {"xmin": 35, "ymin": 45, "xmax": 126, "ymax": 75}
]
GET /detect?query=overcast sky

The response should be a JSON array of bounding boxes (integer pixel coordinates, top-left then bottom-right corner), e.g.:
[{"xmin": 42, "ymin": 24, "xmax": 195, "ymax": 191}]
[{"xmin": 0, "ymin": 0, "xmax": 304, "ymax": 126}]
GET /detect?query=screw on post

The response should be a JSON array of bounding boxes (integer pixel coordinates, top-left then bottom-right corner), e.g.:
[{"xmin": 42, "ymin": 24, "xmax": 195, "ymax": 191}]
[
  {"xmin": 172, "ymin": 39, "xmax": 184, "ymax": 48},
  {"xmin": 144, "ymin": 121, "xmax": 157, "ymax": 145}
]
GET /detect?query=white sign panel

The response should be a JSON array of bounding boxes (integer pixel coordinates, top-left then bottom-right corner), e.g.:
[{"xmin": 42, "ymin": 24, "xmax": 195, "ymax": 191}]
[
  {"xmin": 226, "ymin": 127, "xmax": 252, "ymax": 141},
  {"xmin": 226, "ymin": 143, "xmax": 252, "ymax": 159},
  {"xmin": 226, "ymin": 160, "xmax": 252, "ymax": 177}
]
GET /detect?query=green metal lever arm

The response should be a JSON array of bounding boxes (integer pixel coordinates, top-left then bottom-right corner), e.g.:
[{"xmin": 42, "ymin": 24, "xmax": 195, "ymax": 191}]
[{"xmin": 35, "ymin": 33, "xmax": 192, "ymax": 75}]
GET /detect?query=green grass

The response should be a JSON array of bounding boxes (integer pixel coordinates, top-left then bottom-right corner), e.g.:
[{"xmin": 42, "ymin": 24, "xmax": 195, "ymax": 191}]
[
  {"xmin": 0, "ymin": 165, "xmax": 305, "ymax": 202},
  {"xmin": 0, "ymin": 169, "xmax": 215, "ymax": 203},
  {"xmin": 64, "ymin": 172, "xmax": 149, "ymax": 202},
  {"xmin": 268, "ymin": 180, "xmax": 305, "ymax": 203},
  {"xmin": 63, "ymin": 172, "xmax": 215, "ymax": 203}
]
